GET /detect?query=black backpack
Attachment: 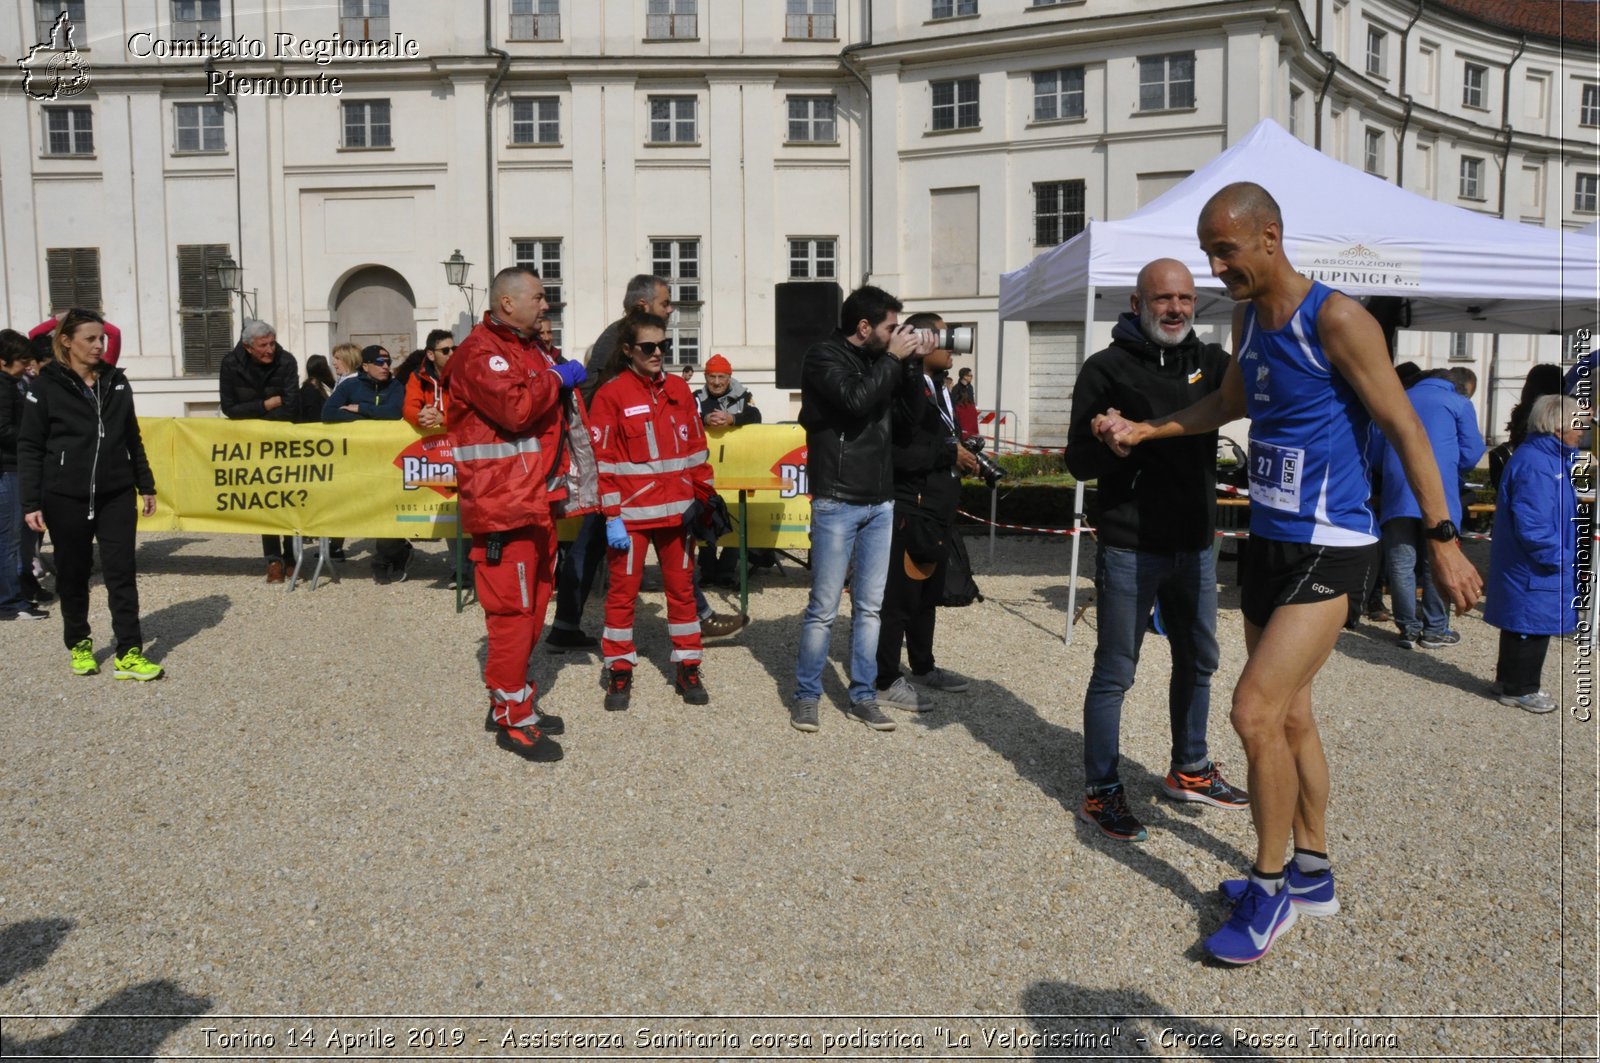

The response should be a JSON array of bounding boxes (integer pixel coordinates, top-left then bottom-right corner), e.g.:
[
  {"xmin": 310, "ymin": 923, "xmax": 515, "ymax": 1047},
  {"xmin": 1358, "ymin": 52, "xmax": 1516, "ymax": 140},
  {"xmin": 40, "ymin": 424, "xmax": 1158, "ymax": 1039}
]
[{"xmin": 940, "ymin": 530, "xmax": 983, "ymax": 608}]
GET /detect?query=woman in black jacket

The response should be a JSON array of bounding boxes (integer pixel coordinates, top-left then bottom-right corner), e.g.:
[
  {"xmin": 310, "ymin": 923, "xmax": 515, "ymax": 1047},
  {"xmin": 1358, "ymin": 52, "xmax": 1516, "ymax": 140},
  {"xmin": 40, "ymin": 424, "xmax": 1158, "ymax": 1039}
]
[
  {"xmin": 294, "ymin": 354, "xmax": 337, "ymax": 424},
  {"xmin": 18, "ymin": 309, "xmax": 163, "ymax": 680}
]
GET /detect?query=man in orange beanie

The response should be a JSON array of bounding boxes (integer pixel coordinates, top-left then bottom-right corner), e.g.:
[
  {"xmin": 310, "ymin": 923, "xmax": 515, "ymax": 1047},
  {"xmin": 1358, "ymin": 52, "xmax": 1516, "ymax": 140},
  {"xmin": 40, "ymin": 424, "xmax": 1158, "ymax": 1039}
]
[
  {"xmin": 695, "ymin": 354, "xmax": 762, "ymax": 428},
  {"xmin": 693, "ymin": 354, "xmax": 765, "ymax": 593}
]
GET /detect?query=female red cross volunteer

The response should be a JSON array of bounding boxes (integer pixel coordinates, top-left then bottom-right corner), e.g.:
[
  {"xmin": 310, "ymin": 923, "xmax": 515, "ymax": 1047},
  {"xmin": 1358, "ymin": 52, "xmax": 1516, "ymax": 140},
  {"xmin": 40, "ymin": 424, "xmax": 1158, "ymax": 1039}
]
[{"xmin": 588, "ymin": 311, "xmax": 715, "ymax": 711}]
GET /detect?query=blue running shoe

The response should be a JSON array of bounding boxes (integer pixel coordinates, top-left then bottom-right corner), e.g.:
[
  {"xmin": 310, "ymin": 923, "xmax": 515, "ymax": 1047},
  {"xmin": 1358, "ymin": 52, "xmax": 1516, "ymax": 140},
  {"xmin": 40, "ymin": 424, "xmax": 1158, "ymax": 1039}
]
[
  {"xmin": 1205, "ymin": 879, "xmax": 1297, "ymax": 965},
  {"xmin": 1220, "ymin": 863, "xmax": 1340, "ymax": 917}
]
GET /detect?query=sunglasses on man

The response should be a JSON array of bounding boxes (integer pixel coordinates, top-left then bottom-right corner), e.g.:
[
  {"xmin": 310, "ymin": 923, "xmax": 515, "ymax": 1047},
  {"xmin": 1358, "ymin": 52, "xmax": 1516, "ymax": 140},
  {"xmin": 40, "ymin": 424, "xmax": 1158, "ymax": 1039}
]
[
  {"xmin": 633, "ymin": 339, "xmax": 674, "ymax": 357},
  {"xmin": 432, "ymin": 345, "xmax": 455, "ymax": 355}
]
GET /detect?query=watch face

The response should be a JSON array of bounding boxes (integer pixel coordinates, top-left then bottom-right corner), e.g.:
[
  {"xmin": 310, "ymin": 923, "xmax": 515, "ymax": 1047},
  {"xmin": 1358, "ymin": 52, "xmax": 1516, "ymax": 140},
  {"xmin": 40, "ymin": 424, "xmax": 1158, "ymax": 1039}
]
[{"xmin": 1432, "ymin": 520, "xmax": 1459, "ymax": 542}]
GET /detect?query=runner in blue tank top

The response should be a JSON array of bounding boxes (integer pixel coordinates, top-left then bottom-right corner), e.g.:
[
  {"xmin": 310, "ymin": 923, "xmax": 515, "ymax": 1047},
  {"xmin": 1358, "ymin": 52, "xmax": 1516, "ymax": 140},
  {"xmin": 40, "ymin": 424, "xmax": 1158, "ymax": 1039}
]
[
  {"xmin": 1238, "ymin": 280, "xmax": 1378, "ymax": 546},
  {"xmin": 1095, "ymin": 182, "xmax": 1482, "ymax": 966}
]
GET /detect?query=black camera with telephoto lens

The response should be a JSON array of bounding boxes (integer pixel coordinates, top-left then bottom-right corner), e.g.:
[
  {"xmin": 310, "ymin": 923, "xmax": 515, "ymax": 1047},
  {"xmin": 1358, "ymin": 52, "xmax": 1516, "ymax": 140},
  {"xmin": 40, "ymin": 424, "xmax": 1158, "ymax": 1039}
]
[{"xmin": 962, "ymin": 436, "xmax": 1006, "ymax": 488}]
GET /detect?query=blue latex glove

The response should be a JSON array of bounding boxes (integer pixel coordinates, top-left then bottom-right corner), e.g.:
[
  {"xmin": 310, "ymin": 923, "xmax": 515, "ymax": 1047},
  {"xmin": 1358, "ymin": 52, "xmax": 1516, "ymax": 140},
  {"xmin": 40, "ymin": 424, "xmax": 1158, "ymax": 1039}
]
[
  {"xmin": 605, "ymin": 517, "xmax": 630, "ymax": 550},
  {"xmin": 550, "ymin": 360, "xmax": 586, "ymax": 390}
]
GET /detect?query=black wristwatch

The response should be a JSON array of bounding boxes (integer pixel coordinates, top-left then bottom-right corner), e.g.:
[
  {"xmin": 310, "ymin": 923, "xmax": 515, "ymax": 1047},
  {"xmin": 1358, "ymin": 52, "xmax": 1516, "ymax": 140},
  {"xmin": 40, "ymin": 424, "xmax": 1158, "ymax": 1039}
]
[{"xmin": 1425, "ymin": 519, "xmax": 1459, "ymax": 543}]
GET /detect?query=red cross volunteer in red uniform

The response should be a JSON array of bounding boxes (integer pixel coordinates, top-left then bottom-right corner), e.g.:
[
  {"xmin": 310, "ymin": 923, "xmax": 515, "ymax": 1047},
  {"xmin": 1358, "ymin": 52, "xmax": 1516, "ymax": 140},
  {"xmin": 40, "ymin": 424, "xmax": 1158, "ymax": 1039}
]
[
  {"xmin": 446, "ymin": 265, "xmax": 589, "ymax": 762},
  {"xmin": 588, "ymin": 311, "xmax": 716, "ymax": 711}
]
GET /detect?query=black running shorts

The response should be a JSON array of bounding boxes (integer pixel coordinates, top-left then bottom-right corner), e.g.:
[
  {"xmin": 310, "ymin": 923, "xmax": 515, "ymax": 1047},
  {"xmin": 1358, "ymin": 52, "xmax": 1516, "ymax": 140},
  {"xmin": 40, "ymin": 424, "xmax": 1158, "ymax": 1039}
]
[{"xmin": 1240, "ymin": 536, "xmax": 1379, "ymax": 628}]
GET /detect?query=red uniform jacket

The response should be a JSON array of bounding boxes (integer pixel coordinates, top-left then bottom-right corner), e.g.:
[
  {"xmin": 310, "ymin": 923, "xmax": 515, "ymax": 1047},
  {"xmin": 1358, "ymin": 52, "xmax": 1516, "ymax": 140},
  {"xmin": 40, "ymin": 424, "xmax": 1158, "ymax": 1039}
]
[
  {"xmin": 590, "ymin": 367, "xmax": 713, "ymax": 530},
  {"xmin": 444, "ymin": 313, "xmax": 567, "ymax": 535}
]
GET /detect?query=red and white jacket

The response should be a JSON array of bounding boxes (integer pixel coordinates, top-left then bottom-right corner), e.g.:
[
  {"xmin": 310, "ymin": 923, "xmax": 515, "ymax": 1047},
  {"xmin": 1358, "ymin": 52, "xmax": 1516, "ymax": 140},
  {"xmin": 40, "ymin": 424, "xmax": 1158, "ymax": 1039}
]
[
  {"xmin": 590, "ymin": 367, "xmax": 713, "ymax": 529},
  {"xmin": 444, "ymin": 313, "xmax": 567, "ymax": 535}
]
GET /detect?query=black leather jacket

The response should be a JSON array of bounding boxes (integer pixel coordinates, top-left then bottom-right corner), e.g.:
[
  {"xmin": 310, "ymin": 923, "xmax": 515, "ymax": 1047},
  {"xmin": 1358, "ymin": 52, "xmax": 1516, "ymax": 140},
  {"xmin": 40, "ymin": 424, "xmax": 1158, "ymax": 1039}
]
[{"xmin": 799, "ymin": 332, "xmax": 908, "ymax": 505}]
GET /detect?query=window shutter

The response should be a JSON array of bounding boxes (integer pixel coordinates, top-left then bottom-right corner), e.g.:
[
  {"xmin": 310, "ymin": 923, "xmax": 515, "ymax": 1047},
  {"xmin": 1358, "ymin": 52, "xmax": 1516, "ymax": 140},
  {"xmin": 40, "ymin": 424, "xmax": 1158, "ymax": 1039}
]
[
  {"xmin": 46, "ymin": 249, "xmax": 75, "ymax": 313},
  {"xmin": 46, "ymin": 247, "xmax": 101, "ymax": 312},
  {"xmin": 178, "ymin": 243, "xmax": 234, "ymax": 375}
]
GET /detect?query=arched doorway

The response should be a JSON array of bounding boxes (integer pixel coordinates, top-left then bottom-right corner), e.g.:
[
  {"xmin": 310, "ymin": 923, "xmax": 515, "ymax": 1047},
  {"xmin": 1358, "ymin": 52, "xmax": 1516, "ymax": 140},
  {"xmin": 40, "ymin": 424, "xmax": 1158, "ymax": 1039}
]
[{"xmin": 332, "ymin": 266, "xmax": 416, "ymax": 356}]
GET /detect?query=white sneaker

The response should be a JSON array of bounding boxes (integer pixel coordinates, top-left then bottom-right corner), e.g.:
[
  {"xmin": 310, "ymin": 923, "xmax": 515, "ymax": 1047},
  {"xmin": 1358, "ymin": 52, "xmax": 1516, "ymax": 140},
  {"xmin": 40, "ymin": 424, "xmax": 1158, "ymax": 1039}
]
[
  {"xmin": 877, "ymin": 676, "xmax": 932, "ymax": 712},
  {"xmin": 1498, "ymin": 690, "xmax": 1557, "ymax": 714},
  {"xmin": 909, "ymin": 666, "xmax": 970, "ymax": 693}
]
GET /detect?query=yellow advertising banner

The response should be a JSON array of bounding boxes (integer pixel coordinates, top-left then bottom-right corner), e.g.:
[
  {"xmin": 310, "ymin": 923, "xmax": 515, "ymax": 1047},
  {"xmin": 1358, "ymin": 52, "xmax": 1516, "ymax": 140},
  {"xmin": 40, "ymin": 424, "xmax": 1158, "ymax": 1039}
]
[{"xmin": 136, "ymin": 418, "xmax": 814, "ymax": 548}]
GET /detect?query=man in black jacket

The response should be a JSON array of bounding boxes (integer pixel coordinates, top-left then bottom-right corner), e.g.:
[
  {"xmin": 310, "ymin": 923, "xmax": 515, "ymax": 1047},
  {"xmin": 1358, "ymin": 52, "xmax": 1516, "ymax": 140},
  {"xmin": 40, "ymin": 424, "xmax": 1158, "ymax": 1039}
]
[
  {"xmin": 791, "ymin": 284, "xmax": 930, "ymax": 733},
  {"xmin": 0, "ymin": 330, "xmax": 48, "ymax": 620},
  {"xmin": 1064, "ymin": 258, "xmax": 1247, "ymax": 842},
  {"xmin": 873, "ymin": 313, "xmax": 978, "ymax": 714},
  {"xmin": 218, "ymin": 320, "xmax": 298, "ymax": 582}
]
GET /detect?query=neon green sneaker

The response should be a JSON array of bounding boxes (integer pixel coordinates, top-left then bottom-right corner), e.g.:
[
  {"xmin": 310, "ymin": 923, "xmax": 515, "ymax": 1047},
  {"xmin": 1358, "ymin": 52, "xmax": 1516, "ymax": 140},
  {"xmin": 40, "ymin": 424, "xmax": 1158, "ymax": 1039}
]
[
  {"xmin": 112, "ymin": 646, "xmax": 164, "ymax": 682},
  {"xmin": 69, "ymin": 638, "xmax": 98, "ymax": 676}
]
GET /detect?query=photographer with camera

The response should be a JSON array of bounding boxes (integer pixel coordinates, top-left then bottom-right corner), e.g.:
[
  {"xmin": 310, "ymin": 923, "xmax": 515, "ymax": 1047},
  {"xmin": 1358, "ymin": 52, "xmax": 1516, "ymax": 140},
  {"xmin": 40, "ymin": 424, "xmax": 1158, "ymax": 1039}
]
[
  {"xmin": 1064, "ymin": 258, "xmax": 1247, "ymax": 843},
  {"xmin": 791, "ymin": 285, "xmax": 932, "ymax": 733},
  {"xmin": 872, "ymin": 313, "xmax": 979, "ymax": 714}
]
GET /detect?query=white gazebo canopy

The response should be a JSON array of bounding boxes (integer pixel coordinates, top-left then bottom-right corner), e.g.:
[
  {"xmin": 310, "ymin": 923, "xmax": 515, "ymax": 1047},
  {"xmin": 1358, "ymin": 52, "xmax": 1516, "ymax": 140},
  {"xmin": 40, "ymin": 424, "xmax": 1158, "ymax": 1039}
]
[{"xmin": 1000, "ymin": 119, "xmax": 1599, "ymax": 335}]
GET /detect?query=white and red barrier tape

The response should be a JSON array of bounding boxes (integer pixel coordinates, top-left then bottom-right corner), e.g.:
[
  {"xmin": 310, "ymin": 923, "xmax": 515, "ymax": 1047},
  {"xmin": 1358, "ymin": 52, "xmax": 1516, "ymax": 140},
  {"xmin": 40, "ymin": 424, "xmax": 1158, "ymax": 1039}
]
[{"xmin": 956, "ymin": 508, "xmax": 1081, "ymax": 536}]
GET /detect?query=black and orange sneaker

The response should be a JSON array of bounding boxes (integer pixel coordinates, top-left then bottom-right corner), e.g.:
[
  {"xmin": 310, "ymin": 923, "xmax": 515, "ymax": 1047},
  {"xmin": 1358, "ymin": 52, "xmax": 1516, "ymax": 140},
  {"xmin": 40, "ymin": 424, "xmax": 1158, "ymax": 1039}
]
[
  {"xmin": 494, "ymin": 724, "xmax": 563, "ymax": 762},
  {"xmin": 1077, "ymin": 787, "xmax": 1148, "ymax": 842},
  {"xmin": 483, "ymin": 706, "xmax": 563, "ymax": 735},
  {"xmin": 603, "ymin": 667, "xmax": 633, "ymax": 711},
  {"xmin": 1161, "ymin": 762, "xmax": 1249, "ymax": 809},
  {"xmin": 675, "ymin": 662, "xmax": 710, "ymax": 705}
]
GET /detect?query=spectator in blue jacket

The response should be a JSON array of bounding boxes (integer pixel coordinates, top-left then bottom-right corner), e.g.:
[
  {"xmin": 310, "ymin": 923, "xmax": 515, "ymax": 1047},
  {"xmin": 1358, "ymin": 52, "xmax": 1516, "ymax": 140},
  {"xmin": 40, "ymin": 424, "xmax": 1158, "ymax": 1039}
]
[
  {"xmin": 321, "ymin": 345, "xmax": 404, "ymax": 423},
  {"xmin": 1369, "ymin": 368, "xmax": 1485, "ymax": 649},
  {"xmin": 321, "ymin": 345, "xmax": 410, "ymax": 582},
  {"xmin": 1484, "ymin": 394, "xmax": 1590, "ymax": 714}
]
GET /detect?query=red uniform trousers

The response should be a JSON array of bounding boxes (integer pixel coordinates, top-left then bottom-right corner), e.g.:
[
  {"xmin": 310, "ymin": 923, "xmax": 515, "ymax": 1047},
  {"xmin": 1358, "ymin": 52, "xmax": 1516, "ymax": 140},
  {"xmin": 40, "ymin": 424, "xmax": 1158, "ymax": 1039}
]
[
  {"xmin": 602, "ymin": 525, "xmax": 703, "ymax": 670},
  {"xmin": 471, "ymin": 522, "xmax": 557, "ymax": 728}
]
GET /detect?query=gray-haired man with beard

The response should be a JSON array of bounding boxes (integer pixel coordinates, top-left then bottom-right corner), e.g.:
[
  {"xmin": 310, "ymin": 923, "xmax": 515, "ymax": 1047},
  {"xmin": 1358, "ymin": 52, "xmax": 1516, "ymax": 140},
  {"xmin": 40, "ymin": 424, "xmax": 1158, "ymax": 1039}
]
[{"xmin": 1064, "ymin": 258, "xmax": 1248, "ymax": 843}]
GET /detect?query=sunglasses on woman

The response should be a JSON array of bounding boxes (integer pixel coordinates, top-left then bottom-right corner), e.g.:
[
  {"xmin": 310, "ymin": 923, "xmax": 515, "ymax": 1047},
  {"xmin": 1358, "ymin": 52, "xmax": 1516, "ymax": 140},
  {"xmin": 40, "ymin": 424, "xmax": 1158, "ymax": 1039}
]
[{"xmin": 633, "ymin": 339, "xmax": 673, "ymax": 357}]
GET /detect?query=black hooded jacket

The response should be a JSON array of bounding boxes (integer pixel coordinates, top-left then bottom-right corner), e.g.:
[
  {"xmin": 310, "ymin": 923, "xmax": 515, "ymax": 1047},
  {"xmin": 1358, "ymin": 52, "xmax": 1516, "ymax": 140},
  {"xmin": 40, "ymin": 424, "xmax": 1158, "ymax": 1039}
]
[
  {"xmin": 219, "ymin": 340, "xmax": 299, "ymax": 421},
  {"xmin": 1064, "ymin": 312, "xmax": 1229, "ymax": 552},
  {"xmin": 18, "ymin": 359, "xmax": 155, "ymax": 511}
]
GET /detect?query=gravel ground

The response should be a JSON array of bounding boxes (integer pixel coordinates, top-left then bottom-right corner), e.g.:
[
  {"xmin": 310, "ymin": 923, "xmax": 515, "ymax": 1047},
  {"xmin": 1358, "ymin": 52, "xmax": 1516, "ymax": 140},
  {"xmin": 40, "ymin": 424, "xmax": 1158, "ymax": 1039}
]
[{"xmin": 0, "ymin": 531, "xmax": 1593, "ymax": 1060}]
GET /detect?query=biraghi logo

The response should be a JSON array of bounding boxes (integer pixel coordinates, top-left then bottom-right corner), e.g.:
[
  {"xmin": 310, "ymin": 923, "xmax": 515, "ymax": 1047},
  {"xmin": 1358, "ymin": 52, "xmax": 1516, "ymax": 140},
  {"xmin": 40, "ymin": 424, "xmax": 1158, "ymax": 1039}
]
[{"xmin": 394, "ymin": 435, "xmax": 457, "ymax": 494}]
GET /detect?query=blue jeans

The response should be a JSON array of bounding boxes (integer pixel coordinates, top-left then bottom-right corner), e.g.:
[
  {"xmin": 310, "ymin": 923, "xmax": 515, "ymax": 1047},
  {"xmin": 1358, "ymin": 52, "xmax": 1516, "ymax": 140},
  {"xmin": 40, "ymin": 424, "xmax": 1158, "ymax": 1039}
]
[
  {"xmin": 794, "ymin": 497, "xmax": 894, "ymax": 704},
  {"xmin": 1383, "ymin": 517, "xmax": 1448, "ymax": 637},
  {"xmin": 0, "ymin": 472, "xmax": 29, "ymax": 615},
  {"xmin": 1082, "ymin": 545, "xmax": 1219, "ymax": 790}
]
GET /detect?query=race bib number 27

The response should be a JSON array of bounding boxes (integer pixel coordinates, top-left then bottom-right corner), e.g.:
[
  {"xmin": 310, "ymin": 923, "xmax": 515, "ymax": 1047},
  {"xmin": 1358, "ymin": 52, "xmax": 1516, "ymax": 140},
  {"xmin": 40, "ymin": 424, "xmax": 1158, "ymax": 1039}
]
[{"xmin": 1248, "ymin": 440, "xmax": 1305, "ymax": 513}]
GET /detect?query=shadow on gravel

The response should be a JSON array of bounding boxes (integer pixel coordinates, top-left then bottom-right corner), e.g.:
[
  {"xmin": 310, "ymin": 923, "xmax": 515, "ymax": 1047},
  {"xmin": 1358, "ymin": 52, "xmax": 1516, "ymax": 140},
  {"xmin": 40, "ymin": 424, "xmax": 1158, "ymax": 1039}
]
[
  {"xmin": 1021, "ymin": 981, "xmax": 1275, "ymax": 1058},
  {"xmin": 135, "ymin": 551, "xmax": 270, "ymax": 579},
  {"xmin": 142, "ymin": 594, "xmax": 231, "ymax": 656},
  {"xmin": 989, "ymin": 591, "xmax": 1072, "ymax": 640},
  {"xmin": 0, "ymin": 918, "xmax": 212, "ymax": 1060},
  {"xmin": 0, "ymin": 917, "xmax": 72, "ymax": 987},
  {"xmin": 1332, "ymin": 620, "xmax": 1489, "ymax": 695},
  {"xmin": 907, "ymin": 678, "xmax": 1251, "ymax": 929},
  {"xmin": 131, "ymin": 536, "xmax": 209, "ymax": 566}
]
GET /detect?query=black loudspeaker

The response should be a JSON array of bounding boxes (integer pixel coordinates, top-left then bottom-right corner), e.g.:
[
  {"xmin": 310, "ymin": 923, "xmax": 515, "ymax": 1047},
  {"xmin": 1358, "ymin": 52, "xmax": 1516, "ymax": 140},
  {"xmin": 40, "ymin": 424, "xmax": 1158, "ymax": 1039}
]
[{"xmin": 774, "ymin": 281, "xmax": 842, "ymax": 390}]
